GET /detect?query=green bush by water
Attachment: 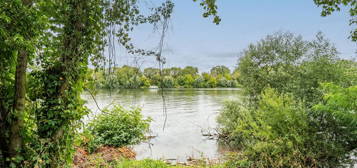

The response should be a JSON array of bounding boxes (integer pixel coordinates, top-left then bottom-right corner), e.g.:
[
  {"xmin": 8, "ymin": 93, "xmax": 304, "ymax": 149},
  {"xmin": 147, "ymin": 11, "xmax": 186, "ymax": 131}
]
[
  {"xmin": 217, "ymin": 32, "xmax": 357, "ymax": 167},
  {"xmin": 219, "ymin": 86, "xmax": 357, "ymax": 167},
  {"xmin": 219, "ymin": 89, "xmax": 313, "ymax": 167},
  {"xmin": 85, "ymin": 106, "xmax": 151, "ymax": 151}
]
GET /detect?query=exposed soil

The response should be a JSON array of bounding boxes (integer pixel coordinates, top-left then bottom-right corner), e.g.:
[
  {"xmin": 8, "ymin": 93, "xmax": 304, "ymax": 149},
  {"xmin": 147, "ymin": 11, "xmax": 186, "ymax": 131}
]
[{"xmin": 73, "ymin": 146, "xmax": 136, "ymax": 168}]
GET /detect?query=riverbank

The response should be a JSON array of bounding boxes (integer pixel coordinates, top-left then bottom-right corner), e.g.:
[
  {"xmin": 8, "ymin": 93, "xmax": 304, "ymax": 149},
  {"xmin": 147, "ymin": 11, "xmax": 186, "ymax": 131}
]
[{"xmin": 73, "ymin": 146, "xmax": 225, "ymax": 168}]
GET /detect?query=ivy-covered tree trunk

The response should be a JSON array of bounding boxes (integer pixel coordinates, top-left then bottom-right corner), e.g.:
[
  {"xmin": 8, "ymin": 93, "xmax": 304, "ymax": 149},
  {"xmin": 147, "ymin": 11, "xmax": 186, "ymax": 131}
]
[
  {"xmin": 35, "ymin": 1, "xmax": 93, "ymax": 167},
  {"xmin": 8, "ymin": 0, "xmax": 32, "ymax": 161},
  {"xmin": 9, "ymin": 50, "xmax": 28, "ymax": 158}
]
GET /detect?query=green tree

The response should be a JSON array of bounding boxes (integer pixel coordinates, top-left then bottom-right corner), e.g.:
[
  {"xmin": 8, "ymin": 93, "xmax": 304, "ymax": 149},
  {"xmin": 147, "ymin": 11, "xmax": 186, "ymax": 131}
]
[
  {"xmin": 337, "ymin": 59, "xmax": 357, "ymax": 86},
  {"xmin": 114, "ymin": 66, "xmax": 142, "ymax": 89},
  {"xmin": 0, "ymin": 0, "xmax": 46, "ymax": 165},
  {"xmin": 237, "ymin": 32, "xmax": 348, "ymax": 104},
  {"xmin": 140, "ymin": 76, "xmax": 151, "ymax": 88},
  {"xmin": 238, "ymin": 32, "xmax": 305, "ymax": 99},
  {"xmin": 314, "ymin": 0, "xmax": 357, "ymax": 41},
  {"xmin": 176, "ymin": 74, "xmax": 194, "ymax": 88},
  {"xmin": 182, "ymin": 66, "xmax": 199, "ymax": 76},
  {"xmin": 163, "ymin": 67, "xmax": 182, "ymax": 78},
  {"xmin": 210, "ymin": 65, "xmax": 231, "ymax": 77},
  {"xmin": 160, "ymin": 76, "xmax": 177, "ymax": 88},
  {"xmin": 193, "ymin": 76, "xmax": 206, "ymax": 88},
  {"xmin": 144, "ymin": 67, "xmax": 161, "ymax": 86}
]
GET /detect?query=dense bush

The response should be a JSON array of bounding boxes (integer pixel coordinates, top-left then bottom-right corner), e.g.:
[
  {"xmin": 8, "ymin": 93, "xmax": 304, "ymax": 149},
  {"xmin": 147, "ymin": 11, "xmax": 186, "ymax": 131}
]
[
  {"xmin": 87, "ymin": 106, "xmax": 151, "ymax": 150},
  {"xmin": 218, "ymin": 32, "xmax": 357, "ymax": 167},
  {"xmin": 219, "ymin": 89, "xmax": 314, "ymax": 167},
  {"xmin": 219, "ymin": 86, "xmax": 357, "ymax": 167},
  {"xmin": 310, "ymin": 83, "xmax": 357, "ymax": 167}
]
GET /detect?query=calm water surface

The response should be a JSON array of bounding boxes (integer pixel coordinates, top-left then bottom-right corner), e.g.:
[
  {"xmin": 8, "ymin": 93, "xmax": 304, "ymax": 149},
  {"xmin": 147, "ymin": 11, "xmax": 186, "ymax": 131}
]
[{"xmin": 82, "ymin": 88, "xmax": 242, "ymax": 161}]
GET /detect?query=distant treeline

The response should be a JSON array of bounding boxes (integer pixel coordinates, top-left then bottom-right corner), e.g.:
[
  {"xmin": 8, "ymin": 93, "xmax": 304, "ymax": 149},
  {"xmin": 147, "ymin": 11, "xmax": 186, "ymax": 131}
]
[{"xmin": 86, "ymin": 65, "xmax": 240, "ymax": 89}]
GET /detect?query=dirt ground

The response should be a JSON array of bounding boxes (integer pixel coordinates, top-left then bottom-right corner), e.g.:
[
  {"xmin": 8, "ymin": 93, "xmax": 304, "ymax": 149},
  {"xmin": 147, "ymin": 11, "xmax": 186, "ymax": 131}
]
[{"xmin": 73, "ymin": 146, "xmax": 136, "ymax": 168}]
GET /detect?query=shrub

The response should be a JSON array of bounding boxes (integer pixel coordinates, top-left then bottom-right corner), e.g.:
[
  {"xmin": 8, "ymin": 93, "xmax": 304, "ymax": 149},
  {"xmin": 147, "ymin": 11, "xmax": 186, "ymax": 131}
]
[
  {"xmin": 309, "ymin": 83, "xmax": 357, "ymax": 167},
  {"xmin": 218, "ymin": 88, "xmax": 313, "ymax": 167},
  {"xmin": 244, "ymin": 89, "xmax": 311, "ymax": 167},
  {"xmin": 217, "ymin": 100, "xmax": 249, "ymax": 148},
  {"xmin": 218, "ymin": 85, "xmax": 357, "ymax": 167},
  {"xmin": 87, "ymin": 106, "xmax": 151, "ymax": 150}
]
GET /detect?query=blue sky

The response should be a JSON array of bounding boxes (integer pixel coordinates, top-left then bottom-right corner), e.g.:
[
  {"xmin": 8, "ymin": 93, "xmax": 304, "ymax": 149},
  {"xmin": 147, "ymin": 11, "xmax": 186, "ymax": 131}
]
[{"xmin": 115, "ymin": 0, "xmax": 356, "ymax": 72}]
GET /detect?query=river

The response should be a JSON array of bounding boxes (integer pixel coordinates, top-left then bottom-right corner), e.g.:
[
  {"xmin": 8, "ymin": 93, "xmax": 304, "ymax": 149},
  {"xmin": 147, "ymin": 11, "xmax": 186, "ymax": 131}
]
[{"xmin": 82, "ymin": 88, "xmax": 242, "ymax": 161}]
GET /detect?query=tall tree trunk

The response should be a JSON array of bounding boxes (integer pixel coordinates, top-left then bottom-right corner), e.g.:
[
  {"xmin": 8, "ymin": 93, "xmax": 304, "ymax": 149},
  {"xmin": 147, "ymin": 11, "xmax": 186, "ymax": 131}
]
[
  {"xmin": 47, "ymin": 1, "xmax": 86, "ymax": 167},
  {"xmin": 9, "ymin": 50, "xmax": 28, "ymax": 158},
  {"xmin": 8, "ymin": 0, "xmax": 33, "ymax": 159}
]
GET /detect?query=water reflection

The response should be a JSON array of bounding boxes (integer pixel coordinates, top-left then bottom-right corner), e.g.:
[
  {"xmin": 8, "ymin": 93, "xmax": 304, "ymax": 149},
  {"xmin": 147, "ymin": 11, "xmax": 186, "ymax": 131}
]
[{"xmin": 82, "ymin": 88, "xmax": 242, "ymax": 161}]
